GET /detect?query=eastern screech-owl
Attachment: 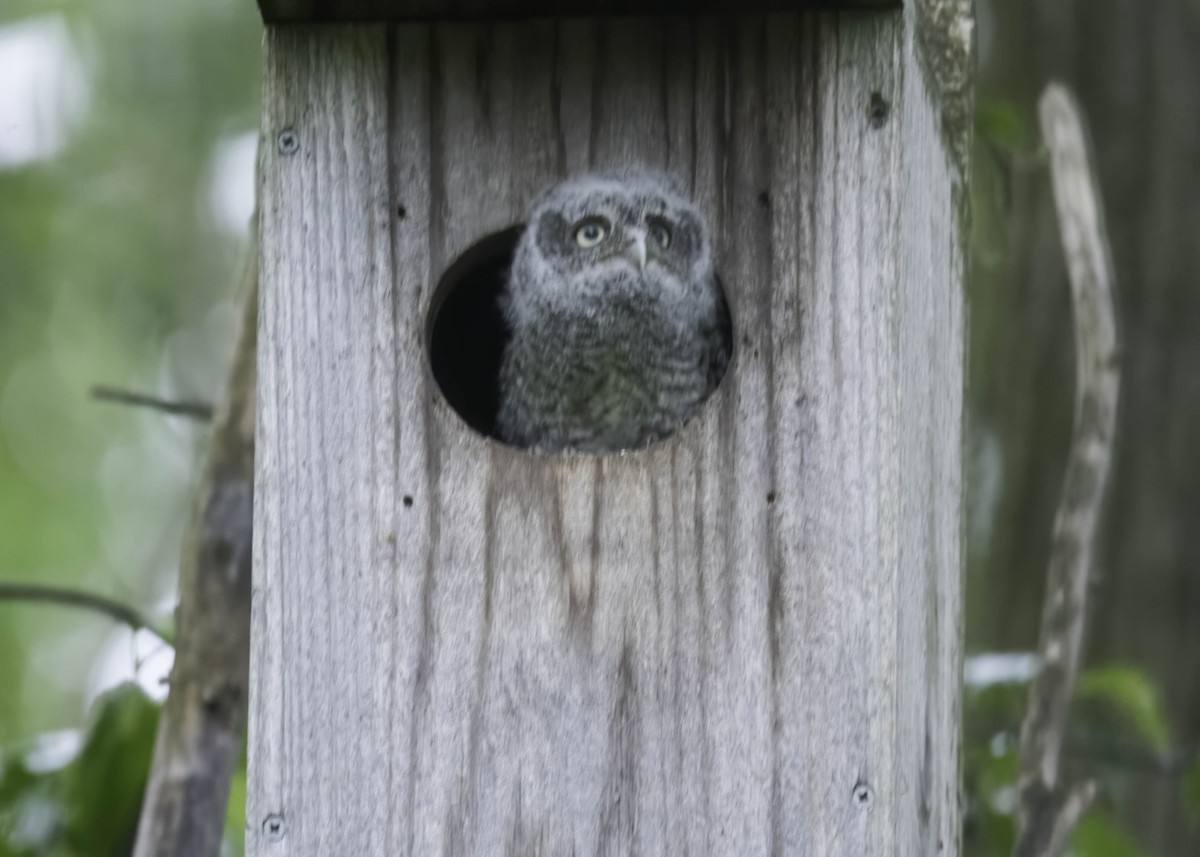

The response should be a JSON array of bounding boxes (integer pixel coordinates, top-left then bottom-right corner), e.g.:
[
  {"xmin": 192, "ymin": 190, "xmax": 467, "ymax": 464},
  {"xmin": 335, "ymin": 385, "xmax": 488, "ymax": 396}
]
[{"xmin": 497, "ymin": 170, "xmax": 731, "ymax": 452}]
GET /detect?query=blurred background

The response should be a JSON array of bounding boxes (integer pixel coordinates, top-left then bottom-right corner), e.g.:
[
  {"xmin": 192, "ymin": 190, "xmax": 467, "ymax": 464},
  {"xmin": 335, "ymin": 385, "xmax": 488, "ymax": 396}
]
[
  {"xmin": 0, "ymin": 1, "xmax": 1195, "ymax": 855},
  {"xmin": 0, "ymin": 0, "xmax": 258, "ymax": 852}
]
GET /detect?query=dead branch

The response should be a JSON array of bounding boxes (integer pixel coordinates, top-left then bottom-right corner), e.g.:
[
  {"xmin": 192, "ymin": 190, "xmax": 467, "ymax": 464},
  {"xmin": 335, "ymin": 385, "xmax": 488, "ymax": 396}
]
[
  {"xmin": 1011, "ymin": 83, "xmax": 1121, "ymax": 857},
  {"xmin": 132, "ymin": 225, "xmax": 257, "ymax": 857},
  {"xmin": 91, "ymin": 385, "xmax": 214, "ymax": 421}
]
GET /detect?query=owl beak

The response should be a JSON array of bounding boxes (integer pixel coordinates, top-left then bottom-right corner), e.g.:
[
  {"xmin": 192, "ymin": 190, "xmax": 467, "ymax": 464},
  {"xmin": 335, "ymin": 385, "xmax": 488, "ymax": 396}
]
[{"xmin": 628, "ymin": 232, "xmax": 648, "ymax": 271}]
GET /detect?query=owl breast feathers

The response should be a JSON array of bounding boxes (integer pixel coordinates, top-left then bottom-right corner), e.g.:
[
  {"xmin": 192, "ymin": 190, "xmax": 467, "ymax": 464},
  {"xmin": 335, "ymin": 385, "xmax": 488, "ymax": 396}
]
[{"xmin": 497, "ymin": 170, "xmax": 731, "ymax": 453}]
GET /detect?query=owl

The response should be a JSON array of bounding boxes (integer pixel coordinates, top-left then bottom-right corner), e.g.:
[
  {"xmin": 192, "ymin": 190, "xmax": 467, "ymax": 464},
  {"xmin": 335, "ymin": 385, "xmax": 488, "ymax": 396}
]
[{"xmin": 496, "ymin": 170, "xmax": 731, "ymax": 452}]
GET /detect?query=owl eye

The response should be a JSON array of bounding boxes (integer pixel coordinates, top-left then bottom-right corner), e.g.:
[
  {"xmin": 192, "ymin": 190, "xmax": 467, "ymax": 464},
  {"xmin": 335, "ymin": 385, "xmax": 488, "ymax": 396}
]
[
  {"xmin": 646, "ymin": 217, "xmax": 672, "ymax": 249},
  {"xmin": 573, "ymin": 218, "xmax": 609, "ymax": 248}
]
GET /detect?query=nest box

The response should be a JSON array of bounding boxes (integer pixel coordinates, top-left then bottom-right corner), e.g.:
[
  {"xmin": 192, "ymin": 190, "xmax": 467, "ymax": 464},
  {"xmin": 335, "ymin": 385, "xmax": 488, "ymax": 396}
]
[{"xmin": 247, "ymin": 1, "xmax": 972, "ymax": 855}]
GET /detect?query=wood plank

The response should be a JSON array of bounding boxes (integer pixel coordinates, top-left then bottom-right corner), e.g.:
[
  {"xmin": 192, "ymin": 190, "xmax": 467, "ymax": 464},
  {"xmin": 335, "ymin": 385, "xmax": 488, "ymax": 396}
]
[
  {"xmin": 257, "ymin": 0, "xmax": 899, "ymax": 24},
  {"xmin": 249, "ymin": 8, "xmax": 963, "ymax": 855}
]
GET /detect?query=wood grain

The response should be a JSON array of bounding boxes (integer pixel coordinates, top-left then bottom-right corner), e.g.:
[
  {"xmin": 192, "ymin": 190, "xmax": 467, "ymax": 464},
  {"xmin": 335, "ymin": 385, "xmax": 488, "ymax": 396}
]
[
  {"xmin": 257, "ymin": 1, "xmax": 899, "ymax": 25},
  {"xmin": 249, "ymin": 8, "xmax": 965, "ymax": 855}
]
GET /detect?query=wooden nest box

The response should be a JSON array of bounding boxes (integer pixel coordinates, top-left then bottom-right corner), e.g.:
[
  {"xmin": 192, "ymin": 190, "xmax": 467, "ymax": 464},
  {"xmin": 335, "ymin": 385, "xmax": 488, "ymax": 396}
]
[{"xmin": 248, "ymin": 1, "xmax": 972, "ymax": 855}]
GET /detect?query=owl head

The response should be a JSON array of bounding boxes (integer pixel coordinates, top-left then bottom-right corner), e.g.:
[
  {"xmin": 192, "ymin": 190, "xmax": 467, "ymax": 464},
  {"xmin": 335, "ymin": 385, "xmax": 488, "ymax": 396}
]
[{"xmin": 503, "ymin": 169, "xmax": 718, "ymax": 323}]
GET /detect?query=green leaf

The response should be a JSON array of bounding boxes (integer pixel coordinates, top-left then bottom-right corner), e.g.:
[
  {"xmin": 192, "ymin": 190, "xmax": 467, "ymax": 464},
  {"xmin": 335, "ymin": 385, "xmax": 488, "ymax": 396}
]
[
  {"xmin": 61, "ymin": 684, "xmax": 160, "ymax": 857},
  {"xmin": 1076, "ymin": 665, "xmax": 1170, "ymax": 754},
  {"xmin": 0, "ymin": 689, "xmax": 195, "ymax": 857},
  {"xmin": 1069, "ymin": 813, "xmax": 1142, "ymax": 857}
]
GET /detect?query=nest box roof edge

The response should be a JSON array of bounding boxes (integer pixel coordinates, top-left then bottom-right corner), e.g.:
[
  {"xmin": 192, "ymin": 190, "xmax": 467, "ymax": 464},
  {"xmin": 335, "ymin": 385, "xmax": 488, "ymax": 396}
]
[{"xmin": 256, "ymin": 0, "xmax": 900, "ymax": 25}]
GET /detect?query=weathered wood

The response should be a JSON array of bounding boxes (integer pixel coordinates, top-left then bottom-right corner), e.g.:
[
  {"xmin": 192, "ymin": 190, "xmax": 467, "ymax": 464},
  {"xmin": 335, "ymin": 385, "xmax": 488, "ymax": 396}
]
[
  {"xmin": 248, "ymin": 4, "xmax": 968, "ymax": 855},
  {"xmin": 257, "ymin": 0, "xmax": 899, "ymax": 24}
]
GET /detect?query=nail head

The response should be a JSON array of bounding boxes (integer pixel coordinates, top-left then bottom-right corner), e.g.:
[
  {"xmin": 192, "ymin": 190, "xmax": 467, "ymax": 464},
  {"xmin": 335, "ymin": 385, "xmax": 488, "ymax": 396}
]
[{"xmin": 277, "ymin": 129, "xmax": 299, "ymax": 156}]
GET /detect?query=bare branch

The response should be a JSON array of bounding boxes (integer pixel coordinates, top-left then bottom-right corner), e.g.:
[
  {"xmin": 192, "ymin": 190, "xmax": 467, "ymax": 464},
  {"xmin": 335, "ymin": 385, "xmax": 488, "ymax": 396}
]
[
  {"xmin": 1012, "ymin": 82, "xmax": 1121, "ymax": 857},
  {"xmin": 1015, "ymin": 779, "xmax": 1099, "ymax": 857},
  {"xmin": 132, "ymin": 225, "xmax": 258, "ymax": 857},
  {"xmin": 0, "ymin": 581, "xmax": 171, "ymax": 645},
  {"xmin": 91, "ymin": 385, "xmax": 214, "ymax": 421}
]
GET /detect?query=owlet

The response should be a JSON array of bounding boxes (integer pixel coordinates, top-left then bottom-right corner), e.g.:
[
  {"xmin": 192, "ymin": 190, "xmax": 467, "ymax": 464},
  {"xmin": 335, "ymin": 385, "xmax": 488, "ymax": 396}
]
[{"xmin": 497, "ymin": 170, "xmax": 731, "ymax": 452}]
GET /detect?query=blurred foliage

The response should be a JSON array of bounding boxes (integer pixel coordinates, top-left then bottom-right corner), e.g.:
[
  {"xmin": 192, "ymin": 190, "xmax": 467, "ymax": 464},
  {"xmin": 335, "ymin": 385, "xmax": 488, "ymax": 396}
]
[
  {"xmin": 1184, "ymin": 762, "xmax": 1200, "ymax": 826},
  {"xmin": 0, "ymin": 0, "xmax": 259, "ymax": 852},
  {"xmin": 963, "ymin": 662, "xmax": 1191, "ymax": 857},
  {"xmin": 0, "ymin": 684, "xmax": 247, "ymax": 856},
  {"xmin": 3, "ymin": 686, "xmax": 252, "ymax": 857},
  {"xmin": 1071, "ymin": 816, "xmax": 1144, "ymax": 857},
  {"xmin": 975, "ymin": 100, "xmax": 1029, "ymax": 153},
  {"xmin": 0, "ymin": 0, "xmax": 258, "ymax": 738},
  {"xmin": 968, "ymin": 97, "xmax": 1030, "ymax": 277},
  {"xmin": 0, "ymin": 684, "xmax": 157, "ymax": 856},
  {"xmin": 967, "ymin": 79, "xmax": 1198, "ymax": 856},
  {"xmin": 1076, "ymin": 667, "xmax": 1171, "ymax": 756}
]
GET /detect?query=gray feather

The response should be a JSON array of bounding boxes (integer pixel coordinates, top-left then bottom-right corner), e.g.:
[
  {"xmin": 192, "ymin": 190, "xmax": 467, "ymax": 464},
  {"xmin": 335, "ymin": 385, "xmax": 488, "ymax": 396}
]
[{"xmin": 497, "ymin": 170, "xmax": 731, "ymax": 452}]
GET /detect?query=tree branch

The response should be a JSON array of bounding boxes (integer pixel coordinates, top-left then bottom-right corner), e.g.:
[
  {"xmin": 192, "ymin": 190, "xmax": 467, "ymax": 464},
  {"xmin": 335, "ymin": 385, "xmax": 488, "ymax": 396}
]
[
  {"xmin": 132, "ymin": 223, "xmax": 258, "ymax": 857},
  {"xmin": 91, "ymin": 385, "xmax": 214, "ymax": 421},
  {"xmin": 1011, "ymin": 82, "xmax": 1121, "ymax": 857},
  {"xmin": 0, "ymin": 581, "xmax": 171, "ymax": 645}
]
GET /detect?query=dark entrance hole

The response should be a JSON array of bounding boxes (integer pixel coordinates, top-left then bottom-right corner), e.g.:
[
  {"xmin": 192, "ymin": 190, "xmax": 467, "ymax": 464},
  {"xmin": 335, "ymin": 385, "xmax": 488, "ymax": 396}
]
[
  {"xmin": 427, "ymin": 226, "xmax": 523, "ymax": 439},
  {"xmin": 429, "ymin": 225, "xmax": 735, "ymax": 450}
]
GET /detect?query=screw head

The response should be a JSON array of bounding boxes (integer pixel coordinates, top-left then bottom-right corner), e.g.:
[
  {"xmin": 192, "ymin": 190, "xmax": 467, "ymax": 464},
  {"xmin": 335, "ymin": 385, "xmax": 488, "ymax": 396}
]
[
  {"xmin": 276, "ymin": 129, "xmax": 299, "ymax": 156},
  {"xmin": 262, "ymin": 814, "xmax": 286, "ymax": 842}
]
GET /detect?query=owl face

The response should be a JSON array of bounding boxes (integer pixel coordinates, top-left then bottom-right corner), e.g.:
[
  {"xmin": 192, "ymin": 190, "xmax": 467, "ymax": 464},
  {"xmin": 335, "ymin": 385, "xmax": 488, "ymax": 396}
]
[
  {"xmin": 496, "ymin": 170, "xmax": 732, "ymax": 451},
  {"xmin": 506, "ymin": 171, "xmax": 716, "ymax": 313}
]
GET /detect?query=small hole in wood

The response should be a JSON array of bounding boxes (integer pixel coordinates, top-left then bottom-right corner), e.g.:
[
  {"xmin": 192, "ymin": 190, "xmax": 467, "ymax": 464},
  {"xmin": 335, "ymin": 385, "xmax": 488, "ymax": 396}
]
[
  {"xmin": 867, "ymin": 92, "xmax": 890, "ymax": 129},
  {"xmin": 766, "ymin": 491, "xmax": 777, "ymax": 505},
  {"xmin": 402, "ymin": 495, "xmax": 414, "ymax": 508},
  {"xmin": 397, "ymin": 204, "xmax": 407, "ymax": 220}
]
